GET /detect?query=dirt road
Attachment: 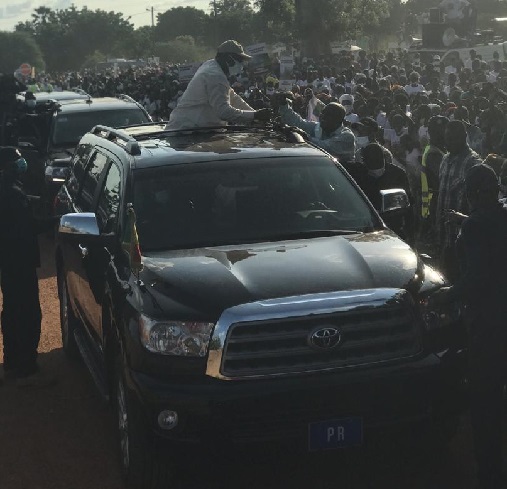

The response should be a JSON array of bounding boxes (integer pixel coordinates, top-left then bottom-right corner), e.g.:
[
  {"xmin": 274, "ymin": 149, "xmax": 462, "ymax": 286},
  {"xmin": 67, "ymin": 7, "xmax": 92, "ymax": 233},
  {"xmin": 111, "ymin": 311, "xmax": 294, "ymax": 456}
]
[{"xmin": 0, "ymin": 235, "xmax": 489, "ymax": 489}]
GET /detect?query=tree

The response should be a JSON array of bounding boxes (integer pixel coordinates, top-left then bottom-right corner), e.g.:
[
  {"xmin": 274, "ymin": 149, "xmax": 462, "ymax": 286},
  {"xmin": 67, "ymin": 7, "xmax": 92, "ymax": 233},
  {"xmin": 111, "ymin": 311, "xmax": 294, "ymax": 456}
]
[
  {"xmin": 155, "ymin": 7, "xmax": 210, "ymax": 43},
  {"xmin": 0, "ymin": 31, "xmax": 45, "ymax": 73},
  {"xmin": 253, "ymin": 0, "xmax": 296, "ymax": 43},
  {"xmin": 115, "ymin": 26, "xmax": 156, "ymax": 60},
  {"xmin": 154, "ymin": 36, "xmax": 214, "ymax": 63},
  {"xmin": 294, "ymin": 0, "xmax": 391, "ymax": 56},
  {"xmin": 210, "ymin": 0, "xmax": 256, "ymax": 46},
  {"xmin": 16, "ymin": 6, "xmax": 134, "ymax": 71}
]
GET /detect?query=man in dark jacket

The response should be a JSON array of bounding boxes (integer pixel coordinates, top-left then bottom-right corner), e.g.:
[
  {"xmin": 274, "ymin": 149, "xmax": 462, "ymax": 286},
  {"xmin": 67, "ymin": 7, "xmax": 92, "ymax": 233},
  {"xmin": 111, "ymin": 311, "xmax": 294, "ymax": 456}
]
[
  {"xmin": 434, "ymin": 164, "xmax": 507, "ymax": 489},
  {"xmin": 350, "ymin": 142, "xmax": 413, "ymax": 242},
  {"xmin": 0, "ymin": 146, "xmax": 55, "ymax": 385}
]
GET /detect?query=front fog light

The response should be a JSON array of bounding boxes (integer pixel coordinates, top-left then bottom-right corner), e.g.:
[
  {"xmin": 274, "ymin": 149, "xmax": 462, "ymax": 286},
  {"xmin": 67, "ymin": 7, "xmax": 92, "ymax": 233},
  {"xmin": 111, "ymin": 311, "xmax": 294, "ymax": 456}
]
[{"xmin": 158, "ymin": 410, "xmax": 178, "ymax": 430}]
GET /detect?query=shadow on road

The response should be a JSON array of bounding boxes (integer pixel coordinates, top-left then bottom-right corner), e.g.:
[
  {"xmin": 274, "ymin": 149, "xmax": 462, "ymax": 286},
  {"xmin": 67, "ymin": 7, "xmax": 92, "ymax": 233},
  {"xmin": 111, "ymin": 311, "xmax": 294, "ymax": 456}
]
[{"xmin": 0, "ymin": 349, "xmax": 123, "ymax": 489}]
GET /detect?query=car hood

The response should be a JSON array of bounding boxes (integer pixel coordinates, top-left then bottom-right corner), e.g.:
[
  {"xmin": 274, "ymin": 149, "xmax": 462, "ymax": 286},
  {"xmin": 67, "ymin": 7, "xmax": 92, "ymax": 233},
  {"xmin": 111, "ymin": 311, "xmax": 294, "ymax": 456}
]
[{"xmin": 140, "ymin": 230, "xmax": 426, "ymax": 318}]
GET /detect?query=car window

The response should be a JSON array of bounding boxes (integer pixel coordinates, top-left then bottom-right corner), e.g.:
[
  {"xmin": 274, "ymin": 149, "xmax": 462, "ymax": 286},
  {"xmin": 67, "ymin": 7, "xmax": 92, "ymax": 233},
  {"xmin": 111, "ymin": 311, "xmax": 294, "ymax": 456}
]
[
  {"xmin": 67, "ymin": 143, "xmax": 93, "ymax": 199},
  {"xmin": 96, "ymin": 162, "xmax": 122, "ymax": 233},
  {"xmin": 52, "ymin": 109, "xmax": 150, "ymax": 146},
  {"xmin": 133, "ymin": 157, "xmax": 379, "ymax": 251},
  {"xmin": 76, "ymin": 151, "xmax": 109, "ymax": 212}
]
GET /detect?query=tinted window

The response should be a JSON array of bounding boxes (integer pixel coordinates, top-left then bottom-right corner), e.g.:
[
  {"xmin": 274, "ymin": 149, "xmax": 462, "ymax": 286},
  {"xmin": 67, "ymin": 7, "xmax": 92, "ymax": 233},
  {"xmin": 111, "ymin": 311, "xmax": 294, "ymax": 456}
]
[
  {"xmin": 76, "ymin": 152, "xmax": 108, "ymax": 211},
  {"xmin": 52, "ymin": 109, "xmax": 149, "ymax": 146},
  {"xmin": 133, "ymin": 157, "xmax": 378, "ymax": 251},
  {"xmin": 96, "ymin": 163, "xmax": 122, "ymax": 233},
  {"xmin": 67, "ymin": 143, "xmax": 92, "ymax": 198}
]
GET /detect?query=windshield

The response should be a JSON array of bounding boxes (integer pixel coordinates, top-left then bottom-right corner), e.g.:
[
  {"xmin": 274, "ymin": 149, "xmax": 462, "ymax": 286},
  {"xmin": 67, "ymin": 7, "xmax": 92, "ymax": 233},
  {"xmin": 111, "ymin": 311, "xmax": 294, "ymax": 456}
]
[
  {"xmin": 133, "ymin": 157, "xmax": 379, "ymax": 251},
  {"xmin": 51, "ymin": 109, "xmax": 149, "ymax": 146}
]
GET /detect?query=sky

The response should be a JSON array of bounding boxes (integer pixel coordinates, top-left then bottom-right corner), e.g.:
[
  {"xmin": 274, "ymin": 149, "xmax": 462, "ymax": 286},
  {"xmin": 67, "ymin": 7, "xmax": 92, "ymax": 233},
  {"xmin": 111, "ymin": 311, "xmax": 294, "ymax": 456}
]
[{"xmin": 0, "ymin": 0, "xmax": 211, "ymax": 31}]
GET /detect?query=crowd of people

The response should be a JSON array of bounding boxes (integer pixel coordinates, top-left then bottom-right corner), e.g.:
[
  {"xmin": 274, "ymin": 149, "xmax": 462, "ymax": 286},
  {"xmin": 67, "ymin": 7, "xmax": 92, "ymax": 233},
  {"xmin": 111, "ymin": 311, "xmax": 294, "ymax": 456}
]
[{"xmin": 20, "ymin": 46, "xmax": 507, "ymax": 266}]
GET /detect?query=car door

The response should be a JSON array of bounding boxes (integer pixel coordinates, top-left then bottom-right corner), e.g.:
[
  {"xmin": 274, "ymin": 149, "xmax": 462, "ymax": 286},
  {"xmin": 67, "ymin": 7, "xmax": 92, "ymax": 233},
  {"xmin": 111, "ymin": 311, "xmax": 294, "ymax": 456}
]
[
  {"xmin": 67, "ymin": 150, "xmax": 109, "ymax": 346},
  {"xmin": 80, "ymin": 157, "xmax": 124, "ymax": 344}
]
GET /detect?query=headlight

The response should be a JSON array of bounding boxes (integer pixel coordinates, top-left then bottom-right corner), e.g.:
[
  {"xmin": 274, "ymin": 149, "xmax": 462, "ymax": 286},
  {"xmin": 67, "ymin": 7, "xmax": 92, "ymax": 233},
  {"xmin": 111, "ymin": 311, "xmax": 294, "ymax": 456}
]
[
  {"xmin": 139, "ymin": 314, "xmax": 214, "ymax": 357},
  {"xmin": 419, "ymin": 294, "xmax": 460, "ymax": 331}
]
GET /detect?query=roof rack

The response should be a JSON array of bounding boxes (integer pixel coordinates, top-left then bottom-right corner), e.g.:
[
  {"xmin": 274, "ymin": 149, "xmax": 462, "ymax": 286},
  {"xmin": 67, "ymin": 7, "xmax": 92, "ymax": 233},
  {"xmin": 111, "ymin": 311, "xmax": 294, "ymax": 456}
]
[
  {"xmin": 117, "ymin": 94, "xmax": 137, "ymax": 104},
  {"xmin": 118, "ymin": 122, "xmax": 252, "ymax": 140},
  {"xmin": 91, "ymin": 125, "xmax": 141, "ymax": 155},
  {"xmin": 117, "ymin": 121, "xmax": 309, "ymax": 145}
]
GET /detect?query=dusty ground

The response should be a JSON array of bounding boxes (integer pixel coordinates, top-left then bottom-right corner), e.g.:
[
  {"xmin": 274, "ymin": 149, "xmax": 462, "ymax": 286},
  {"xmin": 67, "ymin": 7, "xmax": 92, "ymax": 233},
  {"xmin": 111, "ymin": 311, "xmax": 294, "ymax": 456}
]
[{"xmin": 0, "ymin": 235, "xmax": 492, "ymax": 489}]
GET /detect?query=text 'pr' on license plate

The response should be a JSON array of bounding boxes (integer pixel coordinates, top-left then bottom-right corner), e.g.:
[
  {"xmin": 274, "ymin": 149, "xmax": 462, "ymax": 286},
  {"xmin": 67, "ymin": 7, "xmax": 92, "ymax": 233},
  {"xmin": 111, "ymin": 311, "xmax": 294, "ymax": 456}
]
[{"xmin": 308, "ymin": 417, "xmax": 363, "ymax": 451}]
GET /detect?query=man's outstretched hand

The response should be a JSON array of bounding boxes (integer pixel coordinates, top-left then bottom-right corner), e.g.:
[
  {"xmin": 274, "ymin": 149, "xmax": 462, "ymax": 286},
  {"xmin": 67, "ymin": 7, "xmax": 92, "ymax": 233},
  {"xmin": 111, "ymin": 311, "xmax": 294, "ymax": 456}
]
[{"xmin": 254, "ymin": 108, "xmax": 273, "ymax": 122}]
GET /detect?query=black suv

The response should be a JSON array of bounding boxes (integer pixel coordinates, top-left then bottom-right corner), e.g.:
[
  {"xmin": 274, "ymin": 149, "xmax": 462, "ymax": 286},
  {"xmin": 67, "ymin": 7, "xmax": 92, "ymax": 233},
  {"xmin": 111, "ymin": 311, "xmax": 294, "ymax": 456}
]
[
  {"xmin": 55, "ymin": 123, "xmax": 465, "ymax": 489},
  {"xmin": 16, "ymin": 94, "xmax": 151, "ymax": 211}
]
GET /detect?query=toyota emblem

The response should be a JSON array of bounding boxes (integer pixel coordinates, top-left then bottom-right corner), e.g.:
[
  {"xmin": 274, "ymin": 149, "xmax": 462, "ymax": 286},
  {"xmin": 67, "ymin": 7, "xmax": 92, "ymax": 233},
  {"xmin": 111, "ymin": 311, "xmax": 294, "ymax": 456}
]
[{"xmin": 308, "ymin": 327, "xmax": 342, "ymax": 350}]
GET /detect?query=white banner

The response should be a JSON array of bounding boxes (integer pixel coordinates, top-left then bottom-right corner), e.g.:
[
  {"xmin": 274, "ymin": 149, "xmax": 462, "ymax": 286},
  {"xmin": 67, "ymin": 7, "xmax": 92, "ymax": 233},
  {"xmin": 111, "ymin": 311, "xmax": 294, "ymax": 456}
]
[
  {"xmin": 279, "ymin": 55, "xmax": 294, "ymax": 80},
  {"xmin": 245, "ymin": 43, "xmax": 268, "ymax": 57}
]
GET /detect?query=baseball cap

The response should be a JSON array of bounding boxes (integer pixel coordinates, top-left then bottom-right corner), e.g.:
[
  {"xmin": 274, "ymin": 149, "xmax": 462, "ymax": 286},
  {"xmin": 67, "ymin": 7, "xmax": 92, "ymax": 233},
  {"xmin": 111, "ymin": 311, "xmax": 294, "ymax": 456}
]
[{"xmin": 217, "ymin": 40, "xmax": 251, "ymax": 60}]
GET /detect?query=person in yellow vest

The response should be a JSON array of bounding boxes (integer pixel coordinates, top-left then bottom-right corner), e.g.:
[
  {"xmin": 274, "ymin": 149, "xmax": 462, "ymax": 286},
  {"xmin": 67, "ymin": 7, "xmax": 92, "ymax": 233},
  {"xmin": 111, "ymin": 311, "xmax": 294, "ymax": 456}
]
[{"xmin": 420, "ymin": 116, "xmax": 449, "ymax": 246}]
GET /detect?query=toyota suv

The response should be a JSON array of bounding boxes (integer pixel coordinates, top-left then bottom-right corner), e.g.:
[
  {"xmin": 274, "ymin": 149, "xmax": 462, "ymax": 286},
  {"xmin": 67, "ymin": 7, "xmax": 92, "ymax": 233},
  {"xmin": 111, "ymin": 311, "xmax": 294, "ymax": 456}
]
[
  {"xmin": 16, "ymin": 94, "xmax": 151, "ymax": 212},
  {"xmin": 54, "ymin": 122, "xmax": 466, "ymax": 489}
]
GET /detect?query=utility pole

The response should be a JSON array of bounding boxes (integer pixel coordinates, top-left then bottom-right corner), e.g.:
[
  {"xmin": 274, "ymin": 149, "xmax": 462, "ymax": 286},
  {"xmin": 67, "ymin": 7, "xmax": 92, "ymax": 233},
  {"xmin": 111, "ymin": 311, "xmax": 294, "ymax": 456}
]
[{"xmin": 146, "ymin": 6, "xmax": 155, "ymax": 28}]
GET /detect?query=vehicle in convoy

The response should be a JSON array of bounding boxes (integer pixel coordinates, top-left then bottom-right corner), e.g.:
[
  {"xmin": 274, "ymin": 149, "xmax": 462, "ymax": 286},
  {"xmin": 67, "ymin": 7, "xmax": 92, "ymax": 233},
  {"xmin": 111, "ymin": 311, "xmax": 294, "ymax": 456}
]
[
  {"xmin": 24, "ymin": 88, "xmax": 91, "ymax": 104},
  {"xmin": 55, "ymin": 122, "xmax": 466, "ymax": 489},
  {"xmin": 16, "ymin": 95, "xmax": 151, "ymax": 212}
]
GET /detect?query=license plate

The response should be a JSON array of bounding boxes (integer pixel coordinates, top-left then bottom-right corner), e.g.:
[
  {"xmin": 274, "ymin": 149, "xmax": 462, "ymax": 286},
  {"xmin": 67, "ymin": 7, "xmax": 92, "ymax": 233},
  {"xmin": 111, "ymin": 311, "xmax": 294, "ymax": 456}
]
[{"xmin": 308, "ymin": 417, "xmax": 363, "ymax": 451}]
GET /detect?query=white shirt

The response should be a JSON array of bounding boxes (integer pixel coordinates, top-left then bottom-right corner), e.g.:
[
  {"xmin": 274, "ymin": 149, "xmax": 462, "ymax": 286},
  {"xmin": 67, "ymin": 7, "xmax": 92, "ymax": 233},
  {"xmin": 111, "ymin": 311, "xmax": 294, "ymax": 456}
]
[
  {"xmin": 404, "ymin": 83, "xmax": 426, "ymax": 96},
  {"xmin": 165, "ymin": 59, "xmax": 255, "ymax": 130},
  {"xmin": 487, "ymin": 71, "xmax": 499, "ymax": 83},
  {"xmin": 445, "ymin": 65, "xmax": 458, "ymax": 75},
  {"xmin": 345, "ymin": 113, "xmax": 360, "ymax": 124}
]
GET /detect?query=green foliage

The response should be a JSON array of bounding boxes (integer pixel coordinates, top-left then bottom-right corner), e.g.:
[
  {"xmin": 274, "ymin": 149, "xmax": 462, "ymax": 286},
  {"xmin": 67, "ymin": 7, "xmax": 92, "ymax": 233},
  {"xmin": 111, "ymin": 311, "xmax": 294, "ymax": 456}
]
[
  {"xmin": 210, "ymin": 0, "xmax": 256, "ymax": 45},
  {"xmin": 253, "ymin": 0, "xmax": 296, "ymax": 43},
  {"xmin": 155, "ymin": 7, "xmax": 210, "ymax": 43},
  {"xmin": 115, "ymin": 26, "xmax": 155, "ymax": 59},
  {"xmin": 153, "ymin": 37, "xmax": 214, "ymax": 63},
  {"xmin": 15, "ymin": 6, "xmax": 134, "ymax": 71},
  {"xmin": 0, "ymin": 30, "xmax": 45, "ymax": 73},
  {"xmin": 294, "ymin": 0, "xmax": 391, "ymax": 56},
  {"xmin": 81, "ymin": 50, "xmax": 107, "ymax": 70}
]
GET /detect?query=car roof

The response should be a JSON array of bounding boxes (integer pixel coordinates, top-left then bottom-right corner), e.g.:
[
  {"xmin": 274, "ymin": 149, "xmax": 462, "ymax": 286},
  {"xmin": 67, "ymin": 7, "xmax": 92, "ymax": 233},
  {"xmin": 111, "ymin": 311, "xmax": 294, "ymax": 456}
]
[
  {"xmin": 56, "ymin": 97, "xmax": 143, "ymax": 113},
  {"xmin": 33, "ymin": 90, "xmax": 90, "ymax": 102},
  {"xmin": 100, "ymin": 124, "xmax": 329, "ymax": 169}
]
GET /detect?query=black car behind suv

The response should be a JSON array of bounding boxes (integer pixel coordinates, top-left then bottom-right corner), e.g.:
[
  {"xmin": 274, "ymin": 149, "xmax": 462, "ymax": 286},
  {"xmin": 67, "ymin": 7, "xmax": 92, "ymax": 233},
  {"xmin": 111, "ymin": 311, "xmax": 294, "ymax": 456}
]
[
  {"xmin": 16, "ymin": 94, "xmax": 151, "ymax": 213},
  {"xmin": 55, "ymin": 122, "xmax": 466, "ymax": 489}
]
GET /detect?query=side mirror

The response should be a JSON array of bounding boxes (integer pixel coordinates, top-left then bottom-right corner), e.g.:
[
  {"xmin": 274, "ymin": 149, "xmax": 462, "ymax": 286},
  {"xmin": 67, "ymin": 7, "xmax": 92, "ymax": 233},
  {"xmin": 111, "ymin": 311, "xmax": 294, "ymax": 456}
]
[
  {"xmin": 380, "ymin": 189, "xmax": 410, "ymax": 215},
  {"xmin": 58, "ymin": 212, "xmax": 116, "ymax": 247}
]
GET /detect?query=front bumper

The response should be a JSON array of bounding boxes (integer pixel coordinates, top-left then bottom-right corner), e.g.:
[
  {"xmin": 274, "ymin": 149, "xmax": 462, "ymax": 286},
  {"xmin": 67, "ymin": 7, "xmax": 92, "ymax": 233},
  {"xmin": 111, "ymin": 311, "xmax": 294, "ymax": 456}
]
[{"xmin": 126, "ymin": 348, "xmax": 466, "ymax": 446}]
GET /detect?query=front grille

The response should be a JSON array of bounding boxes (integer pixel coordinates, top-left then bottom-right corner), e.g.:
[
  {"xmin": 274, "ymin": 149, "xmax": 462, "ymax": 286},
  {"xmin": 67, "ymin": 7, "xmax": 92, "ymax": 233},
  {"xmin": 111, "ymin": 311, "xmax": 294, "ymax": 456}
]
[{"xmin": 221, "ymin": 304, "xmax": 422, "ymax": 378}]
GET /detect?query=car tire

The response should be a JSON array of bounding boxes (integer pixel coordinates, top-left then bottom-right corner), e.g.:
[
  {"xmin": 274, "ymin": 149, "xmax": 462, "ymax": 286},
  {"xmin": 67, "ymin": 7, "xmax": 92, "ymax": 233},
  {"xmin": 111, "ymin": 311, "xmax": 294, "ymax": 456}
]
[
  {"xmin": 58, "ymin": 272, "xmax": 80, "ymax": 360},
  {"xmin": 113, "ymin": 358, "xmax": 176, "ymax": 489}
]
